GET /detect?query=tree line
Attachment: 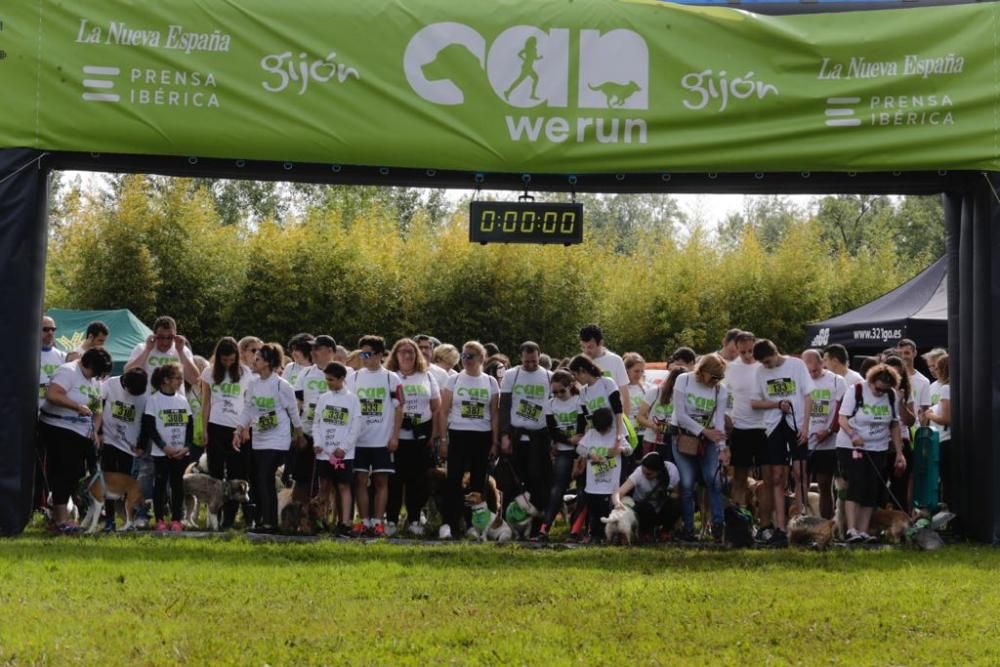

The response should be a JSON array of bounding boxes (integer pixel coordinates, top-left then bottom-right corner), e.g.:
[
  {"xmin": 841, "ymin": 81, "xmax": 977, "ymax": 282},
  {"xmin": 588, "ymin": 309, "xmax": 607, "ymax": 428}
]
[{"xmin": 45, "ymin": 174, "xmax": 942, "ymax": 359}]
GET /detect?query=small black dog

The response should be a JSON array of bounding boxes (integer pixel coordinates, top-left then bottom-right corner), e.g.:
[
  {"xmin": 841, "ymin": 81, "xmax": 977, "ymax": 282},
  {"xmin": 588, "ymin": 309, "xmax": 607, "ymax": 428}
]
[{"xmin": 724, "ymin": 505, "xmax": 754, "ymax": 548}]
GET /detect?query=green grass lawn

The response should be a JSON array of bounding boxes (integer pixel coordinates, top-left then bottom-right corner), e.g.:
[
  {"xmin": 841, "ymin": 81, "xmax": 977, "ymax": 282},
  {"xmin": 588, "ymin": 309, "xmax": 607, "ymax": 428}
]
[{"xmin": 1, "ymin": 533, "xmax": 998, "ymax": 666}]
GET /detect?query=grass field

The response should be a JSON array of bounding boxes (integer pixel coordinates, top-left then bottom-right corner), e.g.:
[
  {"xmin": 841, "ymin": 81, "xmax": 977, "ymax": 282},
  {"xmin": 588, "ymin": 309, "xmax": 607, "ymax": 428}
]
[{"xmin": 1, "ymin": 533, "xmax": 999, "ymax": 666}]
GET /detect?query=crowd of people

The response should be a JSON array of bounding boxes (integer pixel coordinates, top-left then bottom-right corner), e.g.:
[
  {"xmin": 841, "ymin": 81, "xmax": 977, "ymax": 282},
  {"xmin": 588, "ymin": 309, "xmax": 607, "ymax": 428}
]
[{"xmin": 36, "ymin": 316, "xmax": 950, "ymax": 546}]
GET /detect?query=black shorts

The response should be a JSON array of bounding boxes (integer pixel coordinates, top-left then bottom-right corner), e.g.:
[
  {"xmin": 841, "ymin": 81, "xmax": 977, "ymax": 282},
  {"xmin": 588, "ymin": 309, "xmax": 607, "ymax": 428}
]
[
  {"xmin": 101, "ymin": 446, "xmax": 134, "ymax": 475},
  {"xmin": 729, "ymin": 428, "xmax": 767, "ymax": 469},
  {"xmin": 353, "ymin": 447, "xmax": 395, "ymax": 475},
  {"xmin": 315, "ymin": 458, "xmax": 353, "ymax": 485},
  {"xmin": 764, "ymin": 421, "xmax": 798, "ymax": 467},
  {"xmin": 809, "ymin": 449, "xmax": 838, "ymax": 476},
  {"xmin": 836, "ymin": 447, "xmax": 886, "ymax": 508}
]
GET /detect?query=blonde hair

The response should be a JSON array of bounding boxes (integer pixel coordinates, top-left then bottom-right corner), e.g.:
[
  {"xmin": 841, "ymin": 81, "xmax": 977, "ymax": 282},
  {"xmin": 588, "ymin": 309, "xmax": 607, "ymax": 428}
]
[
  {"xmin": 623, "ymin": 352, "xmax": 646, "ymax": 371},
  {"xmin": 345, "ymin": 349, "xmax": 363, "ymax": 371},
  {"xmin": 694, "ymin": 352, "xmax": 727, "ymax": 385},
  {"xmin": 433, "ymin": 343, "xmax": 460, "ymax": 369},
  {"xmin": 462, "ymin": 341, "xmax": 487, "ymax": 359}
]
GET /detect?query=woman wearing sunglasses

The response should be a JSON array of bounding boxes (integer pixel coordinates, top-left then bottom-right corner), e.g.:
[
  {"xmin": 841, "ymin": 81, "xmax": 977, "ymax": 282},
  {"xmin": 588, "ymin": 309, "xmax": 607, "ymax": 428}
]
[
  {"xmin": 437, "ymin": 341, "xmax": 500, "ymax": 540},
  {"xmin": 536, "ymin": 369, "xmax": 581, "ymax": 540},
  {"xmin": 672, "ymin": 353, "xmax": 729, "ymax": 542}
]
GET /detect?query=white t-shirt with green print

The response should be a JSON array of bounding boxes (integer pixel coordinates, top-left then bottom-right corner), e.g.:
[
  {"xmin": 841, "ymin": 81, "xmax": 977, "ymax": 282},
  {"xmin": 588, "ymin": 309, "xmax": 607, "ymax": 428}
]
[
  {"xmin": 39, "ymin": 347, "xmax": 66, "ymax": 409},
  {"xmin": 201, "ymin": 366, "xmax": 252, "ymax": 429},
  {"xmin": 928, "ymin": 380, "xmax": 950, "ymax": 442},
  {"xmin": 808, "ymin": 370, "xmax": 846, "ymax": 451},
  {"xmin": 40, "ymin": 361, "xmax": 102, "ymax": 438},
  {"xmin": 641, "ymin": 385, "xmax": 675, "ymax": 445},
  {"xmin": 546, "ymin": 395, "xmax": 579, "ymax": 452}
]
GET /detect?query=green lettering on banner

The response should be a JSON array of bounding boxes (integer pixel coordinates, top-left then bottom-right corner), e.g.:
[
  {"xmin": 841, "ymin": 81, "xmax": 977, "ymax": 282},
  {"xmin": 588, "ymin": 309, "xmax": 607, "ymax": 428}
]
[{"xmin": 0, "ymin": 1, "xmax": 995, "ymax": 172}]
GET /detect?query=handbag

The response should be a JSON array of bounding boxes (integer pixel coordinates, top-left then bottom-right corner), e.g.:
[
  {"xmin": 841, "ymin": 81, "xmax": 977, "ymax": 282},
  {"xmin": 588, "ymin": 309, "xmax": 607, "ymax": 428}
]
[{"xmin": 676, "ymin": 379, "xmax": 719, "ymax": 457}]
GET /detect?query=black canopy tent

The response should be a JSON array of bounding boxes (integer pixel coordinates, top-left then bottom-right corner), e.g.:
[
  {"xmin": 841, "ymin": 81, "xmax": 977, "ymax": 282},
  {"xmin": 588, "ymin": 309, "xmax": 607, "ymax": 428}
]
[{"xmin": 805, "ymin": 256, "xmax": 948, "ymax": 351}]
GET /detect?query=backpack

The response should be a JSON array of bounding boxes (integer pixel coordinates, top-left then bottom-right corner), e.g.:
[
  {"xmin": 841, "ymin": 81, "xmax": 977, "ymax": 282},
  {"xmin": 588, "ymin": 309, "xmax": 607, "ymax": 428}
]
[{"xmin": 831, "ymin": 383, "xmax": 896, "ymax": 433}]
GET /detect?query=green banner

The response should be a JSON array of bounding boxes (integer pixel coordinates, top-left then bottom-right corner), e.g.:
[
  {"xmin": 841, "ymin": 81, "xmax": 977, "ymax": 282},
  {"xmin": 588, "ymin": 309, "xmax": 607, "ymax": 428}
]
[{"xmin": 0, "ymin": 0, "xmax": 997, "ymax": 172}]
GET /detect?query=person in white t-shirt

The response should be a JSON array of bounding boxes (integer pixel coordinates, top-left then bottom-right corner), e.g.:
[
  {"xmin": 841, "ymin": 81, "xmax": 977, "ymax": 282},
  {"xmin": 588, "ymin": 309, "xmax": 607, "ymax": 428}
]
[
  {"xmin": 636, "ymin": 368, "xmax": 683, "ymax": 461},
  {"xmin": 579, "ymin": 324, "xmax": 631, "ymax": 422},
  {"xmin": 140, "ymin": 363, "xmax": 193, "ymax": 532},
  {"xmin": 437, "ymin": 341, "xmax": 500, "ymax": 540},
  {"xmin": 292, "ymin": 335, "xmax": 334, "ymax": 504},
  {"xmin": 802, "ymin": 349, "xmax": 846, "ymax": 519},
  {"xmin": 836, "ymin": 364, "xmax": 906, "ymax": 542},
  {"xmin": 723, "ymin": 331, "xmax": 767, "ymax": 514},
  {"xmin": 36, "ymin": 316, "xmax": 66, "ymax": 511},
  {"xmin": 750, "ymin": 339, "xmax": 814, "ymax": 547},
  {"xmin": 235, "ymin": 344, "xmax": 304, "ymax": 531},
  {"xmin": 672, "ymin": 353, "xmax": 730, "ymax": 543},
  {"xmin": 822, "ymin": 344, "xmax": 864, "ymax": 387},
  {"xmin": 201, "ymin": 336, "xmax": 253, "ymax": 528},
  {"xmin": 576, "ymin": 407, "xmax": 631, "ymax": 543},
  {"xmin": 65, "ymin": 321, "xmax": 109, "ymax": 363},
  {"xmin": 40, "ymin": 348, "xmax": 112, "ymax": 531},
  {"xmin": 312, "ymin": 362, "xmax": 362, "ymax": 537},
  {"xmin": 921, "ymin": 354, "xmax": 951, "ymax": 503},
  {"xmin": 612, "ymin": 450, "xmax": 680, "ymax": 540},
  {"xmin": 238, "ymin": 336, "xmax": 263, "ymax": 370},
  {"xmin": 124, "ymin": 316, "xmax": 201, "ymax": 393},
  {"xmin": 897, "ymin": 339, "xmax": 932, "ymax": 418},
  {"xmin": 384, "ymin": 337, "xmax": 441, "ymax": 537},
  {"xmin": 499, "ymin": 341, "xmax": 552, "ymax": 529},
  {"xmin": 569, "ymin": 354, "xmax": 626, "ymax": 446},
  {"xmin": 283, "ymin": 333, "xmax": 314, "ymax": 389},
  {"xmin": 430, "ymin": 343, "xmax": 460, "ymax": 383},
  {"xmin": 346, "ymin": 335, "xmax": 403, "ymax": 537},
  {"xmin": 93, "ymin": 368, "xmax": 148, "ymax": 531},
  {"xmin": 414, "ymin": 334, "xmax": 440, "ymax": 368},
  {"xmin": 623, "ymin": 352, "xmax": 649, "ymax": 451},
  {"xmin": 536, "ymin": 370, "xmax": 582, "ymax": 540}
]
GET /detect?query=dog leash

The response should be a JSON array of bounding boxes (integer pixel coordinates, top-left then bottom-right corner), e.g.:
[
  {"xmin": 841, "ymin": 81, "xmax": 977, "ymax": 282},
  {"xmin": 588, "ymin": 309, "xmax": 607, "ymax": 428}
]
[{"xmin": 862, "ymin": 449, "xmax": 907, "ymax": 512}]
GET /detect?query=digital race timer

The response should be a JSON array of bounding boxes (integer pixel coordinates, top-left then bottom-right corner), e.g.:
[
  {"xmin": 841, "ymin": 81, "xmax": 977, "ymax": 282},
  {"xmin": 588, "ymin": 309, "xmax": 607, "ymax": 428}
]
[{"xmin": 469, "ymin": 201, "xmax": 584, "ymax": 245}]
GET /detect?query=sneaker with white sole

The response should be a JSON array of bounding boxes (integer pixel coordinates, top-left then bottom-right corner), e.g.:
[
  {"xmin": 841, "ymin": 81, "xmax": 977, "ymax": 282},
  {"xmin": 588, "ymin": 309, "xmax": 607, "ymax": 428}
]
[
  {"xmin": 438, "ymin": 524, "xmax": 452, "ymax": 540},
  {"xmin": 384, "ymin": 521, "xmax": 397, "ymax": 537},
  {"xmin": 846, "ymin": 529, "xmax": 864, "ymax": 544},
  {"xmin": 408, "ymin": 522, "xmax": 426, "ymax": 537}
]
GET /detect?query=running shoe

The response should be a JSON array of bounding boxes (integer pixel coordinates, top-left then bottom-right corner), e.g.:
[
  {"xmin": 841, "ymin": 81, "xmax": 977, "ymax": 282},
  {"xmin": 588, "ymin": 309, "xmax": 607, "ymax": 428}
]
[
  {"xmin": 169, "ymin": 520, "xmax": 183, "ymax": 533},
  {"xmin": 155, "ymin": 520, "xmax": 167, "ymax": 532},
  {"xmin": 384, "ymin": 521, "xmax": 397, "ymax": 537},
  {"xmin": 372, "ymin": 522, "xmax": 386, "ymax": 537},
  {"xmin": 438, "ymin": 523, "xmax": 452, "ymax": 540},
  {"xmin": 350, "ymin": 522, "xmax": 365, "ymax": 538}
]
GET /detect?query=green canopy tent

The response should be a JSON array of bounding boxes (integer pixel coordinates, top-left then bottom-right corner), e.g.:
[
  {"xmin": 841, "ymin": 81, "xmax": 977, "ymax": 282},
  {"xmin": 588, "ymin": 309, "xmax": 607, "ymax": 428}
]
[{"xmin": 45, "ymin": 309, "xmax": 152, "ymax": 375}]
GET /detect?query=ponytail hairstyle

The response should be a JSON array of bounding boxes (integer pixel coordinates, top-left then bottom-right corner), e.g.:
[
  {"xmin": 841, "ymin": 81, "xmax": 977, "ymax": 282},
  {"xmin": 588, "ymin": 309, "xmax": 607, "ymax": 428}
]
[
  {"xmin": 151, "ymin": 362, "xmax": 182, "ymax": 391},
  {"xmin": 568, "ymin": 354, "xmax": 603, "ymax": 380},
  {"xmin": 659, "ymin": 368, "xmax": 685, "ymax": 406},
  {"xmin": 257, "ymin": 343, "xmax": 282, "ymax": 371}
]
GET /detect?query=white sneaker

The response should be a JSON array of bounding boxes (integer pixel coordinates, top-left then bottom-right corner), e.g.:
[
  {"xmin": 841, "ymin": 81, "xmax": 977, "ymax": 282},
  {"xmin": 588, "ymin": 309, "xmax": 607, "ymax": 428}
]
[
  {"xmin": 384, "ymin": 521, "xmax": 397, "ymax": 537},
  {"xmin": 408, "ymin": 522, "xmax": 426, "ymax": 537},
  {"xmin": 438, "ymin": 524, "xmax": 452, "ymax": 540}
]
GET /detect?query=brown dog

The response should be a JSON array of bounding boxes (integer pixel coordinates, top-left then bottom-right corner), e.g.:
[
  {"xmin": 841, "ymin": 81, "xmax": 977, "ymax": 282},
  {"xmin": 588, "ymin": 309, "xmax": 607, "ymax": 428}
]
[
  {"xmin": 787, "ymin": 515, "xmax": 835, "ymax": 550},
  {"xmin": 80, "ymin": 471, "xmax": 145, "ymax": 533},
  {"xmin": 869, "ymin": 508, "xmax": 911, "ymax": 544}
]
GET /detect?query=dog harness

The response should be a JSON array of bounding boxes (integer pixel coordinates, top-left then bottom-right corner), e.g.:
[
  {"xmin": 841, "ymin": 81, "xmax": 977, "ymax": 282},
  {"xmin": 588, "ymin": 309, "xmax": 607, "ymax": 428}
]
[
  {"xmin": 470, "ymin": 505, "xmax": 491, "ymax": 533},
  {"xmin": 504, "ymin": 501, "xmax": 530, "ymax": 524}
]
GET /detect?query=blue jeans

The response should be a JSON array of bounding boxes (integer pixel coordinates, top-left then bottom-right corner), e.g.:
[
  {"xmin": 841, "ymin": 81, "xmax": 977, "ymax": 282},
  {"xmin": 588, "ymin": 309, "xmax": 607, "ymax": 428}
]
[{"xmin": 672, "ymin": 440, "xmax": 724, "ymax": 531}]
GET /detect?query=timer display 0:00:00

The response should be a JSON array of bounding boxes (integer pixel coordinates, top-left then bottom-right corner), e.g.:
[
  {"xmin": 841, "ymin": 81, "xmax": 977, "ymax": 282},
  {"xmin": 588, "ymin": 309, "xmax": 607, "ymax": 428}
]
[{"xmin": 478, "ymin": 210, "xmax": 577, "ymax": 234}]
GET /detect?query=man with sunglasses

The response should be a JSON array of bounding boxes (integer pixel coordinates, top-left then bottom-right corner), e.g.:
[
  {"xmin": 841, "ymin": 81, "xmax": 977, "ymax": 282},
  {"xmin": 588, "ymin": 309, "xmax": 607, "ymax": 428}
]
[
  {"xmin": 750, "ymin": 339, "xmax": 814, "ymax": 547},
  {"xmin": 36, "ymin": 316, "xmax": 66, "ymax": 511},
  {"xmin": 499, "ymin": 341, "xmax": 552, "ymax": 531},
  {"xmin": 125, "ymin": 315, "xmax": 200, "ymax": 395},
  {"xmin": 347, "ymin": 335, "xmax": 403, "ymax": 537}
]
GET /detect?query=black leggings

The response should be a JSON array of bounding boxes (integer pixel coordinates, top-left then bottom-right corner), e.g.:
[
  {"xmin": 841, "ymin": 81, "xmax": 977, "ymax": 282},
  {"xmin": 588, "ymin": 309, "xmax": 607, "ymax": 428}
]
[
  {"xmin": 153, "ymin": 456, "xmax": 187, "ymax": 521},
  {"xmin": 511, "ymin": 428, "xmax": 553, "ymax": 511},
  {"xmin": 42, "ymin": 422, "xmax": 91, "ymax": 506},
  {"xmin": 445, "ymin": 429, "xmax": 492, "ymax": 532},
  {"xmin": 586, "ymin": 493, "xmax": 611, "ymax": 540},
  {"xmin": 253, "ymin": 449, "xmax": 286, "ymax": 528},
  {"xmin": 101, "ymin": 447, "xmax": 135, "ymax": 520},
  {"xmin": 544, "ymin": 450, "xmax": 576, "ymax": 526},
  {"xmin": 206, "ymin": 422, "xmax": 251, "ymax": 481},
  {"xmin": 387, "ymin": 436, "xmax": 432, "ymax": 524}
]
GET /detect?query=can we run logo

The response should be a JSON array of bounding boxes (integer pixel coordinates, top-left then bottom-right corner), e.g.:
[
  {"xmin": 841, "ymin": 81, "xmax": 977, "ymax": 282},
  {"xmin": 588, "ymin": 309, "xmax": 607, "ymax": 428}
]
[{"xmin": 404, "ymin": 23, "xmax": 649, "ymax": 145}]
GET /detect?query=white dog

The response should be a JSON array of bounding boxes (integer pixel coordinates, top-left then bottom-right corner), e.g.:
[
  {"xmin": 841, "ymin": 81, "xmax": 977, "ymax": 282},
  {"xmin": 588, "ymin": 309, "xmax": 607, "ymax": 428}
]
[
  {"xmin": 504, "ymin": 491, "xmax": 542, "ymax": 540},
  {"xmin": 464, "ymin": 492, "xmax": 513, "ymax": 543},
  {"xmin": 602, "ymin": 497, "xmax": 638, "ymax": 545}
]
